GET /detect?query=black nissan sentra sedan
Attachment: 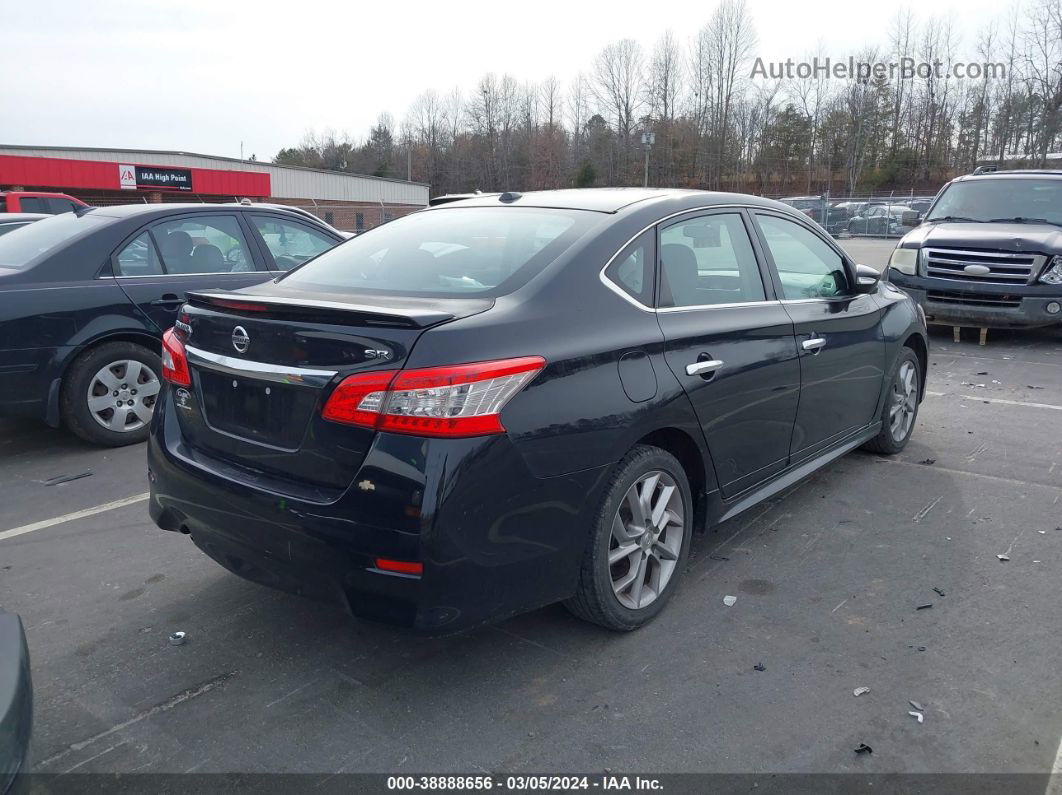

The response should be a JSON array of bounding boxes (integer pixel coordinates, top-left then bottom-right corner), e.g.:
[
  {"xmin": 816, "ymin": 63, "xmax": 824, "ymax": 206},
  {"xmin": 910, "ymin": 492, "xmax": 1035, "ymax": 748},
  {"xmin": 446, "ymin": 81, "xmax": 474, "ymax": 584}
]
[{"xmin": 148, "ymin": 189, "xmax": 928, "ymax": 632}]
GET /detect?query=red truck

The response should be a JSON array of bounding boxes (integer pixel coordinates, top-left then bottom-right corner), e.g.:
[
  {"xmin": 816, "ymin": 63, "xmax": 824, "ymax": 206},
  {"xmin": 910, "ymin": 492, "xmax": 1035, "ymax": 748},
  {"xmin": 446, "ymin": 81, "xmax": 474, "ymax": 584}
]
[{"xmin": 0, "ymin": 191, "xmax": 88, "ymax": 214}]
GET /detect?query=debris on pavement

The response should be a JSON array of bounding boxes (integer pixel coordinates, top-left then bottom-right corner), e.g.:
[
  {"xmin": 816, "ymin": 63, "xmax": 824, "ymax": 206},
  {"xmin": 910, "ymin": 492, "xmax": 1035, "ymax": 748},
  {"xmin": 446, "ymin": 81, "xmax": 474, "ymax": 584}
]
[
  {"xmin": 753, "ymin": 663, "xmax": 766, "ymax": 672},
  {"xmin": 933, "ymin": 587, "xmax": 946, "ymax": 597},
  {"xmin": 919, "ymin": 458, "xmax": 936, "ymax": 465},
  {"xmin": 723, "ymin": 595, "xmax": 737, "ymax": 607},
  {"xmin": 1027, "ymin": 385, "xmax": 1044, "ymax": 390},
  {"xmin": 708, "ymin": 554, "xmax": 730, "ymax": 561},
  {"xmin": 168, "ymin": 631, "xmax": 187, "ymax": 646},
  {"xmin": 854, "ymin": 744, "xmax": 873, "ymax": 755},
  {"xmin": 916, "ymin": 603, "xmax": 933, "ymax": 610},
  {"xmin": 975, "ymin": 371, "xmax": 988, "ymax": 375},
  {"xmin": 40, "ymin": 471, "xmax": 93, "ymax": 486},
  {"xmin": 997, "ymin": 554, "xmax": 1010, "ymax": 562},
  {"xmin": 1038, "ymin": 530, "xmax": 1046, "ymax": 535},
  {"xmin": 853, "ymin": 687, "xmax": 871, "ymax": 697},
  {"xmin": 909, "ymin": 700, "xmax": 923, "ymax": 711},
  {"xmin": 908, "ymin": 710, "xmax": 924, "ymax": 724}
]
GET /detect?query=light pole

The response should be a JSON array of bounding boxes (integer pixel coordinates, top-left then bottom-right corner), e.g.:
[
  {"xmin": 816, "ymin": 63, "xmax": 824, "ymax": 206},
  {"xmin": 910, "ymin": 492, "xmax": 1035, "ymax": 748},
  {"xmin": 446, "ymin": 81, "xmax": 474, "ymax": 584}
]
[{"xmin": 641, "ymin": 131, "xmax": 655, "ymax": 187}]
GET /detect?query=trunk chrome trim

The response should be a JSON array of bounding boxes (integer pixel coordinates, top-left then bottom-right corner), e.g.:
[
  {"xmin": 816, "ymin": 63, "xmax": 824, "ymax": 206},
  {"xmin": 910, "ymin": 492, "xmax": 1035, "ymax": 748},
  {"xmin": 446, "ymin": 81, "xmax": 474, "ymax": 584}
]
[{"xmin": 185, "ymin": 345, "xmax": 338, "ymax": 387}]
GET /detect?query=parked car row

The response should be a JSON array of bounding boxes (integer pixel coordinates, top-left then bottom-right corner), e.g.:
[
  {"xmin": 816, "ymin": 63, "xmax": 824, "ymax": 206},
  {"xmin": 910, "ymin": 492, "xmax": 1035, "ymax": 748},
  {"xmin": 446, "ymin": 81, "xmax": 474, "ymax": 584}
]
[{"xmin": 779, "ymin": 195, "xmax": 934, "ymax": 238}]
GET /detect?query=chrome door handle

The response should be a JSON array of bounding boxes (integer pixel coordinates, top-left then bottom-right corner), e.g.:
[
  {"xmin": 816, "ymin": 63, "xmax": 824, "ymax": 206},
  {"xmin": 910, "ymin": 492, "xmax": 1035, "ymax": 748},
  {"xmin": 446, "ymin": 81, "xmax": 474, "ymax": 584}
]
[
  {"xmin": 686, "ymin": 359, "xmax": 724, "ymax": 376},
  {"xmin": 802, "ymin": 337, "xmax": 826, "ymax": 353}
]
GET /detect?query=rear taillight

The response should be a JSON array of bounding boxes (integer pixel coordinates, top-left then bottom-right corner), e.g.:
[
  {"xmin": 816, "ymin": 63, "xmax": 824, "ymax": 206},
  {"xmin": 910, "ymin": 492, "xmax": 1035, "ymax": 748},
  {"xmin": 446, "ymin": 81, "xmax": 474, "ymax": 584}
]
[
  {"xmin": 322, "ymin": 356, "xmax": 545, "ymax": 438},
  {"xmin": 161, "ymin": 327, "xmax": 191, "ymax": 387}
]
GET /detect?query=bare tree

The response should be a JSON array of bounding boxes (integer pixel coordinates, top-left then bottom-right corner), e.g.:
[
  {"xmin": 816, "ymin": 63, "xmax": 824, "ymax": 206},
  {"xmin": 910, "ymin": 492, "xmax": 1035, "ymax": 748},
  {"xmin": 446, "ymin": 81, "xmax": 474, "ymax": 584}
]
[{"xmin": 592, "ymin": 38, "xmax": 645, "ymax": 182}]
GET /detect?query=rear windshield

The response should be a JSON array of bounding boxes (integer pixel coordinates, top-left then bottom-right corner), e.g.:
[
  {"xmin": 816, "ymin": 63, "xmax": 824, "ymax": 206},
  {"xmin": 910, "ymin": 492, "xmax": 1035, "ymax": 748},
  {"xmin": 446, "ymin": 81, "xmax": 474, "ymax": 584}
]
[
  {"xmin": 927, "ymin": 178, "xmax": 1062, "ymax": 225},
  {"xmin": 279, "ymin": 207, "xmax": 600, "ymax": 297},
  {"xmin": 0, "ymin": 212, "xmax": 108, "ymax": 268}
]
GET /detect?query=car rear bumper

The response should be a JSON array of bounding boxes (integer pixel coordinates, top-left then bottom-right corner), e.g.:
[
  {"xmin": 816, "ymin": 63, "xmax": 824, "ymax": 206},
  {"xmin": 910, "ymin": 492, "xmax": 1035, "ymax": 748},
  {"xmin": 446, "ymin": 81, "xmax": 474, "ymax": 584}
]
[
  {"xmin": 0, "ymin": 614, "xmax": 32, "ymax": 795},
  {"xmin": 148, "ymin": 393, "xmax": 608, "ymax": 633},
  {"xmin": 890, "ymin": 274, "xmax": 1062, "ymax": 328}
]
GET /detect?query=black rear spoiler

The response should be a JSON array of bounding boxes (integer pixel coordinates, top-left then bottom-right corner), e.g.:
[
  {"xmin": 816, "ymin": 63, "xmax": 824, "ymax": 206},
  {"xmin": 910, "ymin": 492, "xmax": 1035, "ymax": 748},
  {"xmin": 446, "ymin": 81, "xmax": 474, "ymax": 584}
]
[{"xmin": 186, "ymin": 290, "xmax": 456, "ymax": 329}]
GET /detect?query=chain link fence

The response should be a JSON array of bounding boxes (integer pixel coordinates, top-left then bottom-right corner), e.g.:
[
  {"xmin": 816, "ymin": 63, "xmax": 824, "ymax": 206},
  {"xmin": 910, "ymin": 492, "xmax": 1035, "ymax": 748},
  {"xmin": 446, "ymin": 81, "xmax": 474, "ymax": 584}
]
[{"xmin": 764, "ymin": 190, "xmax": 938, "ymax": 238}]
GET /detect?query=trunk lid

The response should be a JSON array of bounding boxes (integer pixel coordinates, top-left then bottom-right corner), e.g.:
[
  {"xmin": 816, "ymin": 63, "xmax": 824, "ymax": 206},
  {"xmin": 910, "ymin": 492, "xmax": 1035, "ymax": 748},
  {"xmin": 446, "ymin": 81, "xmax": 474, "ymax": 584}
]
[{"xmin": 176, "ymin": 287, "xmax": 491, "ymax": 497}]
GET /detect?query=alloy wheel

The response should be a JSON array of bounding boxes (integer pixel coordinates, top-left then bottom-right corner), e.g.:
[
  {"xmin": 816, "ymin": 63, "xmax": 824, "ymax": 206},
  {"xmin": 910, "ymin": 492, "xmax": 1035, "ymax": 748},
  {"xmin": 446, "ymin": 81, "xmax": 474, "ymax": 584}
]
[
  {"xmin": 609, "ymin": 471, "xmax": 685, "ymax": 610},
  {"xmin": 889, "ymin": 360, "xmax": 918, "ymax": 442},
  {"xmin": 86, "ymin": 359, "xmax": 161, "ymax": 433}
]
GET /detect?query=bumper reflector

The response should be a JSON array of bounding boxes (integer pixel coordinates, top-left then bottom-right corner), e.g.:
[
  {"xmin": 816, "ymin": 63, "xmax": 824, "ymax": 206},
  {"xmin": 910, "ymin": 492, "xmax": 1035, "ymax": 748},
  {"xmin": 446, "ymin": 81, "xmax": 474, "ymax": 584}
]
[{"xmin": 374, "ymin": 558, "xmax": 424, "ymax": 576}]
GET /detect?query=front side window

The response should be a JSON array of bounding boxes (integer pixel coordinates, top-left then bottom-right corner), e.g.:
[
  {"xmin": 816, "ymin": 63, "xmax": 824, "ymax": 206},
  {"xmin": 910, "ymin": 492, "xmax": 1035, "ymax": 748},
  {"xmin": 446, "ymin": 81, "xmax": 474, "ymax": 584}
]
[
  {"xmin": 280, "ymin": 207, "xmax": 598, "ymax": 297},
  {"xmin": 658, "ymin": 213, "xmax": 765, "ymax": 308},
  {"xmin": 756, "ymin": 215, "xmax": 849, "ymax": 300},
  {"xmin": 114, "ymin": 232, "xmax": 162, "ymax": 276},
  {"xmin": 151, "ymin": 215, "xmax": 254, "ymax": 274},
  {"xmin": 250, "ymin": 215, "xmax": 335, "ymax": 271}
]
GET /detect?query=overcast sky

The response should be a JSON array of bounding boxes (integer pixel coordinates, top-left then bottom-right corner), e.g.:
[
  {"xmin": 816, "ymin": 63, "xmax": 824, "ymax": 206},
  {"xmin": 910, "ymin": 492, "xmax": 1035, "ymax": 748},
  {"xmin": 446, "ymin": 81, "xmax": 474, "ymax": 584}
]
[{"xmin": 1, "ymin": 0, "xmax": 1014, "ymax": 161}]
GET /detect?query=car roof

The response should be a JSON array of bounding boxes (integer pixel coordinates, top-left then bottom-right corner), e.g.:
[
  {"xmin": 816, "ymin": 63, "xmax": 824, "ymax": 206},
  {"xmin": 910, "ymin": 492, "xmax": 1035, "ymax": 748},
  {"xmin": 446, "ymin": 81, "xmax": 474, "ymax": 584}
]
[
  {"xmin": 85, "ymin": 203, "xmax": 321, "ymax": 221},
  {"xmin": 0, "ymin": 213, "xmax": 49, "ymax": 222},
  {"xmin": 423, "ymin": 188, "xmax": 787, "ymax": 214},
  {"xmin": 954, "ymin": 169, "xmax": 1062, "ymax": 183}
]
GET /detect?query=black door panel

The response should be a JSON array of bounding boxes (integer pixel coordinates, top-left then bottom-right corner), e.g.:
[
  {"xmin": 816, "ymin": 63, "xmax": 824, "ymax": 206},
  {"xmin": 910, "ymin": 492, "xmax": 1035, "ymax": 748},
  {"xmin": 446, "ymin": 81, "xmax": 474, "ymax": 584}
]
[
  {"xmin": 782, "ymin": 296, "xmax": 885, "ymax": 459},
  {"xmin": 750, "ymin": 211, "xmax": 886, "ymax": 460},
  {"xmin": 658, "ymin": 306, "xmax": 800, "ymax": 496},
  {"xmin": 654, "ymin": 211, "xmax": 799, "ymax": 498}
]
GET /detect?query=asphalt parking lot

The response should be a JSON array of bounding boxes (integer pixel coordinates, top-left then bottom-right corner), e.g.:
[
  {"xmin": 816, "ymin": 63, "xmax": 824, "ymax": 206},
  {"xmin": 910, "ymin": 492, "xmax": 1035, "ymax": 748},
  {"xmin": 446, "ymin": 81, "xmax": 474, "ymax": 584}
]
[{"xmin": 1, "ymin": 238, "xmax": 1061, "ymax": 778}]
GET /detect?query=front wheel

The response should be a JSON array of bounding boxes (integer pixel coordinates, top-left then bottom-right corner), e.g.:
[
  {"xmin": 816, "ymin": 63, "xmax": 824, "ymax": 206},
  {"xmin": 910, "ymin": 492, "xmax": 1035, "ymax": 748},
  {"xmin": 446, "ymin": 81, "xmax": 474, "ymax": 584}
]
[
  {"xmin": 565, "ymin": 445, "xmax": 693, "ymax": 631},
  {"xmin": 863, "ymin": 348, "xmax": 921, "ymax": 454}
]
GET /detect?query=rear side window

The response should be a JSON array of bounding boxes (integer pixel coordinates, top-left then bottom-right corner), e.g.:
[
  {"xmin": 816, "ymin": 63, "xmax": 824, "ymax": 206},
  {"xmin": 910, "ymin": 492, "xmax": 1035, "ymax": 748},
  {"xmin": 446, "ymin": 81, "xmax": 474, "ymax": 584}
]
[
  {"xmin": 19, "ymin": 198, "xmax": 45, "ymax": 213},
  {"xmin": 280, "ymin": 207, "xmax": 598, "ymax": 297},
  {"xmin": 604, "ymin": 230, "xmax": 655, "ymax": 305}
]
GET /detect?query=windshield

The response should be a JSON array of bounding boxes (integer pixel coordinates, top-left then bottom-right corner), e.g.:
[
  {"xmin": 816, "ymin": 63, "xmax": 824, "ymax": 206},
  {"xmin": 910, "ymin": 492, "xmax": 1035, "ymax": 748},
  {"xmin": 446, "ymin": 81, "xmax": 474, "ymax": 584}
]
[
  {"xmin": 0, "ymin": 212, "xmax": 108, "ymax": 268},
  {"xmin": 926, "ymin": 178, "xmax": 1062, "ymax": 225},
  {"xmin": 280, "ymin": 207, "xmax": 599, "ymax": 297}
]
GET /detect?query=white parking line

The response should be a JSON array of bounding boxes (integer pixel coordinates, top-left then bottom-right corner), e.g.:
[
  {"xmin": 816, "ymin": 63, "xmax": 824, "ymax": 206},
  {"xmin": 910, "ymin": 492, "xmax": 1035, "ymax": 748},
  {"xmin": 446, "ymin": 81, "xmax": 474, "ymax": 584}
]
[
  {"xmin": 962, "ymin": 396, "xmax": 1062, "ymax": 412},
  {"xmin": 0, "ymin": 493, "xmax": 149, "ymax": 543},
  {"xmin": 1048, "ymin": 733, "xmax": 1062, "ymax": 795}
]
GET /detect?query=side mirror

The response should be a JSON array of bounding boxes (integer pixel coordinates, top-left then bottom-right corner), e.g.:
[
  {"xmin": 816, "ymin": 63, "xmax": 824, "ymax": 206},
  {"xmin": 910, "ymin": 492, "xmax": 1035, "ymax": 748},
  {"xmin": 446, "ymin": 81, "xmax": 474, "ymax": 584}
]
[
  {"xmin": 902, "ymin": 211, "xmax": 921, "ymax": 227},
  {"xmin": 853, "ymin": 263, "xmax": 881, "ymax": 292}
]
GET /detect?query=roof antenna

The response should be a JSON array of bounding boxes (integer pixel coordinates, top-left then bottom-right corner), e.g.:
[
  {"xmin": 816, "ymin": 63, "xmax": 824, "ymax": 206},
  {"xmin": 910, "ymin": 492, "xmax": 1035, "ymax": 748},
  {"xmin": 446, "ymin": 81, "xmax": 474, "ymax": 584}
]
[
  {"xmin": 74, "ymin": 204, "xmax": 96, "ymax": 217},
  {"xmin": 499, "ymin": 191, "xmax": 522, "ymax": 203}
]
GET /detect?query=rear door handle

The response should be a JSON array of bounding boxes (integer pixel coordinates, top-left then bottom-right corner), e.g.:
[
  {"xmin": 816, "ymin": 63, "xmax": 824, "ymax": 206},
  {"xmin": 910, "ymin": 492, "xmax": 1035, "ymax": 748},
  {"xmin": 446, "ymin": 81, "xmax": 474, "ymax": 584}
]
[
  {"xmin": 802, "ymin": 337, "xmax": 826, "ymax": 353},
  {"xmin": 686, "ymin": 359, "xmax": 724, "ymax": 376}
]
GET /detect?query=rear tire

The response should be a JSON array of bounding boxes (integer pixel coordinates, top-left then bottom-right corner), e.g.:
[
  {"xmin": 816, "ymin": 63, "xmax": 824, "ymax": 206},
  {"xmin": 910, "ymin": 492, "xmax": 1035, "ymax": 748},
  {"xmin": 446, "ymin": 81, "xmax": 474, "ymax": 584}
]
[
  {"xmin": 565, "ymin": 445, "xmax": 693, "ymax": 631},
  {"xmin": 61, "ymin": 341, "xmax": 162, "ymax": 447},
  {"xmin": 862, "ymin": 347, "xmax": 921, "ymax": 454}
]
